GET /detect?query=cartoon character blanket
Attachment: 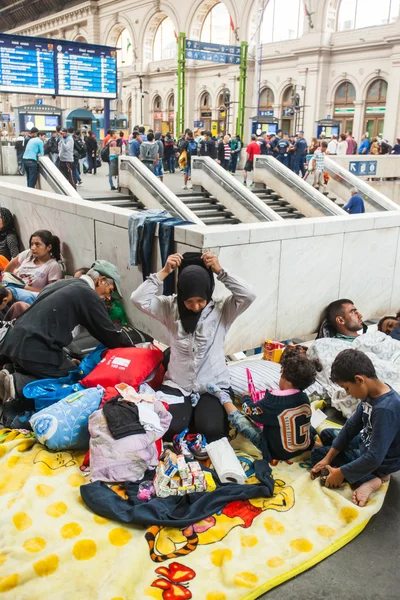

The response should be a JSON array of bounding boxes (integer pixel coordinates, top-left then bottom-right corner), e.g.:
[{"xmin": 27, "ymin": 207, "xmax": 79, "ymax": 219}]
[{"xmin": 0, "ymin": 429, "xmax": 388, "ymax": 599}]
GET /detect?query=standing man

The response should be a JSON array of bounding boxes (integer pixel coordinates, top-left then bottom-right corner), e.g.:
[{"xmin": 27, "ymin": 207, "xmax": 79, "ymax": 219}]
[
  {"xmin": 346, "ymin": 131, "xmax": 356, "ymax": 155},
  {"xmin": 164, "ymin": 133, "xmax": 176, "ymax": 172},
  {"xmin": 310, "ymin": 141, "xmax": 328, "ymax": 192},
  {"xmin": 276, "ymin": 132, "xmax": 291, "ymax": 168},
  {"xmin": 199, "ymin": 131, "xmax": 217, "ymax": 159},
  {"xmin": 243, "ymin": 134, "xmax": 260, "ymax": 187},
  {"xmin": 343, "ymin": 188, "xmax": 365, "ymax": 214},
  {"xmin": 22, "ymin": 127, "xmax": 44, "ymax": 188},
  {"xmin": 139, "ymin": 131, "xmax": 159, "ymax": 174},
  {"xmin": 154, "ymin": 132, "xmax": 164, "ymax": 182},
  {"xmin": 218, "ymin": 135, "xmax": 231, "ymax": 171},
  {"xmin": 129, "ymin": 131, "xmax": 142, "ymax": 158},
  {"xmin": 230, "ymin": 135, "xmax": 242, "ymax": 174},
  {"xmin": 103, "ymin": 129, "xmax": 113, "ymax": 147},
  {"xmin": 70, "ymin": 127, "xmax": 84, "ymax": 186},
  {"xmin": 358, "ymin": 134, "xmax": 370, "ymax": 155},
  {"xmin": 85, "ymin": 130, "xmax": 98, "ymax": 175},
  {"xmin": 293, "ymin": 130, "xmax": 308, "ymax": 176},
  {"xmin": 138, "ymin": 126, "xmax": 148, "ymax": 142},
  {"xmin": 58, "ymin": 127, "xmax": 76, "ymax": 188},
  {"xmin": 327, "ymin": 134, "xmax": 339, "ymax": 155}
]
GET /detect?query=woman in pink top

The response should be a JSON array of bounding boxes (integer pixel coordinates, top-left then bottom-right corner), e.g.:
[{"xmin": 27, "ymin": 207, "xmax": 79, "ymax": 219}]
[{"xmin": 5, "ymin": 230, "xmax": 62, "ymax": 292}]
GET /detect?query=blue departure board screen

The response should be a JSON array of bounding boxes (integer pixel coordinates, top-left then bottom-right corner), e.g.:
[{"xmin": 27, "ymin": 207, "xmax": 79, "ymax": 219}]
[
  {"xmin": 0, "ymin": 33, "xmax": 117, "ymax": 99},
  {"xmin": 56, "ymin": 42, "xmax": 117, "ymax": 99},
  {"xmin": 0, "ymin": 34, "xmax": 56, "ymax": 95}
]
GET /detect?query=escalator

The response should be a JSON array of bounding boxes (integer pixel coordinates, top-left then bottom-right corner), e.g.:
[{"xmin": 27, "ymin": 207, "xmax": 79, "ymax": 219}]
[
  {"xmin": 176, "ymin": 190, "xmax": 239, "ymax": 225},
  {"xmin": 251, "ymin": 186, "xmax": 305, "ymax": 219}
]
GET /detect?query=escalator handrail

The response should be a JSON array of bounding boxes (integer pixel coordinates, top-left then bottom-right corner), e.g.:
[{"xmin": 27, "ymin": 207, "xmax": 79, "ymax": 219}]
[
  {"xmin": 324, "ymin": 157, "xmax": 400, "ymax": 212},
  {"xmin": 254, "ymin": 156, "xmax": 346, "ymax": 217},
  {"xmin": 120, "ymin": 156, "xmax": 203, "ymax": 224},
  {"xmin": 38, "ymin": 156, "xmax": 82, "ymax": 198},
  {"xmin": 191, "ymin": 156, "xmax": 282, "ymax": 222}
]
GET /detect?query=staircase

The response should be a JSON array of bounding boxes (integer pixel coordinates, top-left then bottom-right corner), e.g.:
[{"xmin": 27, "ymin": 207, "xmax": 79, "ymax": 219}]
[
  {"xmin": 175, "ymin": 191, "xmax": 240, "ymax": 225},
  {"xmin": 251, "ymin": 187, "xmax": 305, "ymax": 219},
  {"xmin": 85, "ymin": 190, "xmax": 240, "ymax": 225},
  {"xmin": 323, "ymin": 191, "xmax": 344, "ymax": 208}
]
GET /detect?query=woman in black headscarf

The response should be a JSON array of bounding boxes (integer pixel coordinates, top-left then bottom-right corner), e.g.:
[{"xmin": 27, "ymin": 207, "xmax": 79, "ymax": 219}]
[
  {"xmin": 0, "ymin": 207, "xmax": 20, "ymax": 265},
  {"xmin": 131, "ymin": 251, "xmax": 256, "ymax": 450}
]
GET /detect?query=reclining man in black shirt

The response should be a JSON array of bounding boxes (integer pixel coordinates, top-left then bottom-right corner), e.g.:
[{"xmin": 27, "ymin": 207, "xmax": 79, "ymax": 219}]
[{"xmin": 0, "ymin": 260, "xmax": 133, "ymax": 390}]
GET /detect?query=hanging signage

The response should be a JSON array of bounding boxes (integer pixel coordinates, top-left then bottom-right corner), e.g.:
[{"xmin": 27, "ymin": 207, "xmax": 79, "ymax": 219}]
[
  {"xmin": 200, "ymin": 111, "xmax": 212, "ymax": 118},
  {"xmin": 0, "ymin": 114, "xmax": 10, "ymax": 121},
  {"xmin": 168, "ymin": 112, "xmax": 175, "ymax": 119},
  {"xmin": 211, "ymin": 121, "xmax": 218, "ymax": 136},
  {"xmin": 366, "ymin": 106, "xmax": 386, "ymax": 113},
  {"xmin": 186, "ymin": 39, "xmax": 241, "ymax": 64},
  {"xmin": 154, "ymin": 112, "xmax": 163, "ymax": 120},
  {"xmin": 0, "ymin": 32, "xmax": 117, "ymax": 99},
  {"xmin": 334, "ymin": 107, "xmax": 355, "ymax": 114},
  {"xmin": 194, "ymin": 120, "xmax": 205, "ymax": 128}
]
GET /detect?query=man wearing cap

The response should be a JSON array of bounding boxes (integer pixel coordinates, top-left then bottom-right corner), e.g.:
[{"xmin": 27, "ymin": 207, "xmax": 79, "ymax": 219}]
[
  {"xmin": 1, "ymin": 260, "xmax": 133, "ymax": 382},
  {"xmin": 22, "ymin": 127, "xmax": 44, "ymax": 188},
  {"xmin": 58, "ymin": 127, "xmax": 76, "ymax": 188},
  {"xmin": 276, "ymin": 132, "xmax": 291, "ymax": 167},
  {"xmin": 293, "ymin": 131, "xmax": 308, "ymax": 177}
]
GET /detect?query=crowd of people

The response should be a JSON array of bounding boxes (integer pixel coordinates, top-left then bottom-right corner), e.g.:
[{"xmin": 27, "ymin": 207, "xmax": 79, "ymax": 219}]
[
  {"xmin": 18, "ymin": 126, "xmax": 98, "ymax": 190},
  {"xmin": 0, "ymin": 209, "xmax": 399, "ymax": 509}
]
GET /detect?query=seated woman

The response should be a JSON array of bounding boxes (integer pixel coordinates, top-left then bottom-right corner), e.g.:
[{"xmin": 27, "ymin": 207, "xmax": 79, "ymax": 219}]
[
  {"xmin": 377, "ymin": 315, "xmax": 400, "ymax": 341},
  {"xmin": 5, "ymin": 230, "xmax": 62, "ymax": 292},
  {"xmin": 0, "ymin": 207, "xmax": 20, "ymax": 268},
  {"xmin": 131, "ymin": 252, "xmax": 256, "ymax": 448}
]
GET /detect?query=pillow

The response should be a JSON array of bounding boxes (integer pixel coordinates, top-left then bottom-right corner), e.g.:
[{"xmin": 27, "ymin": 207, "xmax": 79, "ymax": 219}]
[
  {"xmin": 80, "ymin": 346, "xmax": 163, "ymax": 390},
  {"xmin": 30, "ymin": 386, "xmax": 104, "ymax": 451},
  {"xmin": 228, "ymin": 358, "xmax": 324, "ymax": 402}
]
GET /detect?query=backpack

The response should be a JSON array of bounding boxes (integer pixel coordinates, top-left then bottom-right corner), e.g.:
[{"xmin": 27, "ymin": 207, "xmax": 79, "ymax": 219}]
[
  {"xmin": 100, "ymin": 143, "xmax": 110, "ymax": 163},
  {"xmin": 142, "ymin": 141, "xmax": 159, "ymax": 162},
  {"xmin": 187, "ymin": 139, "xmax": 197, "ymax": 156},
  {"xmin": 74, "ymin": 137, "xmax": 86, "ymax": 159}
]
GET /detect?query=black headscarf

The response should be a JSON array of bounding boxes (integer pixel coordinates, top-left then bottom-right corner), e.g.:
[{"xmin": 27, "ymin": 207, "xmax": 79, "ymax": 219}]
[
  {"xmin": 0, "ymin": 207, "xmax": 16, "ymax": 241},
  {"xmin": 177, "ymin": 264, "xmax": 214, "ymax": 333}
]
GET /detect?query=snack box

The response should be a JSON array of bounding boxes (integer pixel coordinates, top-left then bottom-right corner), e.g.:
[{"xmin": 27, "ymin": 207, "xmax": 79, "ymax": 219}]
[
  {"xmin": 204, "ymin": 471, "xmax": 216, "ymax": 492},
  {"xmin": 163, "ymin": 450, "xmax": 178, "ymax": 477},
  {"xmin": 177, "ymin": 454, "xmax": 190, "ymax": 479},
  {"xmin": 154, "ymin": 463, "xmax": 171, "ymax": 487}
]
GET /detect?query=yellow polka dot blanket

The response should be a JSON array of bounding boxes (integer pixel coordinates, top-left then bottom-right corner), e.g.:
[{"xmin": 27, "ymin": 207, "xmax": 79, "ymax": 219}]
[{"xmin": 0, "ymin": 428, "xmax": 388, "ymax": 599}]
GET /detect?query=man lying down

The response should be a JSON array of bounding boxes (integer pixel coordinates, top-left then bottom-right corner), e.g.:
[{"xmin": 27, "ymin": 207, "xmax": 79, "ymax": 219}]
[
  {"xmin": 0, "ymin": 261, "xmax": 134, "ymax": 409},
  {"xmin": 309, "ymin": 299, "xmax": 400, "ymax": 418}
]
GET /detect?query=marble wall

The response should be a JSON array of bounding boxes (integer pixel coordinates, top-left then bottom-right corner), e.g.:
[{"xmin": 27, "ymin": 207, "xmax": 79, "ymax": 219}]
[{"xmin": 2, "ymin": 181, "xmax": 400, "ymax": 353}]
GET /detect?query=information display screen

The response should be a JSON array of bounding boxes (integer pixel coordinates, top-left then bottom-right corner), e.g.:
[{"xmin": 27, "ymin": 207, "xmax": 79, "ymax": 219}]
[
  {"xmin": 56, "ymin": 43, "xmax": 117, "ymax": 99},
  {"xmin": 0, "ymin": 35, "xmax": 55, "ymax": 94},
  {"xmin": 0, "ymin": 33, "xmax": 117, "ymax": 99}
]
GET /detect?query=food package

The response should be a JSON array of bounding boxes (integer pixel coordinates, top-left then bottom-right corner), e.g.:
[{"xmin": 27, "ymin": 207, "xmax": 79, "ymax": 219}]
[
  {"xmin": 263, "ymin": 339, "xmax": 284, "ymax": 363},
  {"xmin": 170, "ymin": 475, "xmax": 180, "ymax": 490},
  {"xmin": 155, "ymin": 463, "xmax": 171, "ymax": 487},
  {"xmin": 177, "ymin": 486, "xmax": 187, "ymax": 496},
  {"xmin": 163, "ymin": 450, "xmax": 178, "ymax": 477},
  {"xmin": 186, "ymin": 485, "xmax": 196, "ymax": 494},
  {"xmin": 177, "ymin": 454, "xmax": 190, "ymax": 480},
  {"xmin": 204, "ymin": 471, "xmax": 216, "ymax": 492}
]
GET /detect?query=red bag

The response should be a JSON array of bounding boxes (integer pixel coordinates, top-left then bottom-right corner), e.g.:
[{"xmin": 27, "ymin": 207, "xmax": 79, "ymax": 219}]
[{"xmin": 81, "ymin": 346, "xmax": 163, "ymax": 390}]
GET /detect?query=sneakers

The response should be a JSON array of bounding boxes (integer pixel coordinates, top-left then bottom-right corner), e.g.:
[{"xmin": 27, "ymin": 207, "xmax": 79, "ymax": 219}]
[
  {"xmin": 182, "ymin": 185, "xmax": 188, "ymax": 190},
  {"xmin": 173, "ymin": 428, "xmax": 193, "ymax": 459},
  {"xmin": 186, "ymin": 433, "xmax": 208, "ymax": 460},
  {"xmin": 76, "ymin": 181, "xmax": 83, "ymax": 187}
]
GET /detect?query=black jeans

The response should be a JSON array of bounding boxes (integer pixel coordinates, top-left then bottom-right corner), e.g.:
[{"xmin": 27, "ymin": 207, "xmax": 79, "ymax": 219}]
[
  {"xmin": 88, "ymin": 154, "xmax": 97, "ymax": 174},
  {"xmin": 24, "ymin": 159, "xmax": 38, "ymax": 188},
  {"xmin": 13, "ymin": 354, "xmax": 76, "ymax": 380},
  {"xmin": 161, "ymin": 385, "xmax": 230, "ymax": 443},
  {"xmin": 59, "ymin": 161, "xmax": 76, "ymax": 188}
]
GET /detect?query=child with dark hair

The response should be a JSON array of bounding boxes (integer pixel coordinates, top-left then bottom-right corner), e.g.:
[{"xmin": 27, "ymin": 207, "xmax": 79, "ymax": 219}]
[
  {"xmin": 311, "ymin": 349, "xmax": 400, "ymax": 507},
  {"xmin": 5, "ymin": 230, "xmax": 62, "ymax": 292},
  {"xmin": 218, "ymin": 352, "xmax": 319, "ymax": 461}
]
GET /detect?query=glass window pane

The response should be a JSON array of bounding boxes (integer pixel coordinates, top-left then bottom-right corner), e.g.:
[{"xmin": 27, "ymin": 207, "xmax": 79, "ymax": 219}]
[
  {"xmin": 355, "ymin": 0, "xmax": 390, "ymax": 28},
  {"xmin": 347, "ymin": 82, "xmax": 356, "ymax": 99},
  {"xmin": 335, "ymin": 83, "xmax": 346, "ymax": 100},
  {"xmin": 337, "ymin": 0, "xmax": 357, "ymax": 31},
  {"xmin": 390, "ymin": 0, "xmax": 400, "ymax": 21},
  {"xmin": 154, "ymin": 17, "xmax": 176, "ymax": 61},
  {"xmin": 381, "ymin": 80, "xmax": 388, "ymax": 99},
  {"xmin": 367, "ymin": 80, "xmax": 380, "ymax": 100},
  {"xmin": 260, "ymin": 0, "xmax": 273, "ymax": 43},
  {"xmin": 117, "ymin": 29, "xmax": 134, "ymax": 67},
  {"xmin": 201, "ymin": 3, "xmax": 230, "ymax": 45},
  {"xmin": 273, "ymin": 0, "xmax": 303, "ymax": 42}
]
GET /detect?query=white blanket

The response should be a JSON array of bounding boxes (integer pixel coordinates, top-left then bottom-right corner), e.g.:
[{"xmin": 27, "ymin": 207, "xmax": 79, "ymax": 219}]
[{"xmin": 307, "ymin": 331, "xmax": 400, "ymax": 418}]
